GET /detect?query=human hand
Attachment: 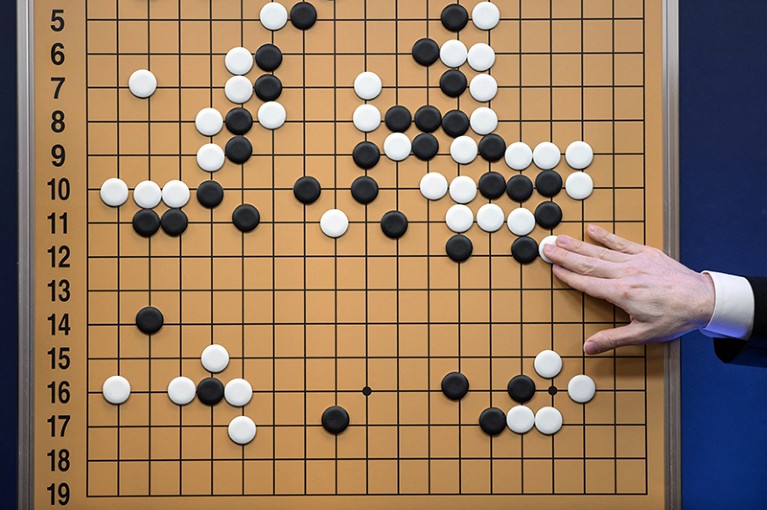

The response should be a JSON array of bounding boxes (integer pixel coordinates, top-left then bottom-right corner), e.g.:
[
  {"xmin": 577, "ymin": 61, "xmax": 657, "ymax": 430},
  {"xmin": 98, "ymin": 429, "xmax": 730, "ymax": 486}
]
[{"xmin": 543, "ymin": 224, "xmax": 716, "ymax": 355}]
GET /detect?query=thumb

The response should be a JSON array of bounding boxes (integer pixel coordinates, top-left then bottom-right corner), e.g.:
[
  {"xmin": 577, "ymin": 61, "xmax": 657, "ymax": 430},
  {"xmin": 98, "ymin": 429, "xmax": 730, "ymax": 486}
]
[{"xmin": 584, "ymin": 323, "xmax": 648, "ymax": 355}]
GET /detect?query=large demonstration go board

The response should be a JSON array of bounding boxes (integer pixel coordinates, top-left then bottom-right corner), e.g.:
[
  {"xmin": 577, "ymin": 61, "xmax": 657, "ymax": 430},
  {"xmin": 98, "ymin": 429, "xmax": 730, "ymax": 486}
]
[{"xmin": 20, "ymin": 0, "xmax": 673, "ymax": 508}]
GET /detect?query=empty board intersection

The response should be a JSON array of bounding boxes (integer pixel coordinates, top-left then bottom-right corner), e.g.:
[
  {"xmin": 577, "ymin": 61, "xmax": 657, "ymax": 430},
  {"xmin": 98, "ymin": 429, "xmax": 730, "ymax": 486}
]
[{"xmin": 30, "ymin": 0, "xmax": 666, "ymax": 508}]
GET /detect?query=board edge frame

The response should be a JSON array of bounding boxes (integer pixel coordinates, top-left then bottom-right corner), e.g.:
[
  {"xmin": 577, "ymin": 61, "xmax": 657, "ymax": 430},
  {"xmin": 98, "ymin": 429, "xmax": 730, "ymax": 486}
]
[
  {"xmin": 17, "ymin": 0, "xmax": 34, "ymax": 508},
  {"xmin": 663, "ymin": 0, "xmax": 682, "ymax": 508}
]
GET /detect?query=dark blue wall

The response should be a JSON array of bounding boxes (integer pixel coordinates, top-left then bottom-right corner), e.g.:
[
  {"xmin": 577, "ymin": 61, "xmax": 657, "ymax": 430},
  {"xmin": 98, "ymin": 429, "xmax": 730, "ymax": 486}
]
[
  {"xmin": 0, "ymin": 0, "xmax": 17, "ymax": 509},
  {"xmin": 2, "ymin": 0, "xmax": 17, "ymax": 508},
  {"xmin": 680, "ymin": 1, "xmax": 767, "ymax": 508}
]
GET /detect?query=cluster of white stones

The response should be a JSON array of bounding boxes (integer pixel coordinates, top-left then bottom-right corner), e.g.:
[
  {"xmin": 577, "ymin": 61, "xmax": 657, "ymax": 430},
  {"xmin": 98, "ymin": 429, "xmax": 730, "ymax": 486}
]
[{"xmin": 100, "ymin": 178, "xmax": 190, "ymax": 209}]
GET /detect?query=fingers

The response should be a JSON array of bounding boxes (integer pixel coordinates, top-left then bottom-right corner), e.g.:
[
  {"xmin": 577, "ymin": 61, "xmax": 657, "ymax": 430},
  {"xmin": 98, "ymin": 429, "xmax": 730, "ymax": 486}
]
[
  {"xmin": 587, "ymin": 224, "xmax": 644, "ymax": 255},
  {"xmin": 551, "ymin": 264, "xmax": 613, "ymax": 300},
  {"xmin": 555, "ymin": 235, "xmax": 631, "ymax": 263},
  {"xmin": 545, "ymin": 244, "xmax": 622, "ymax": 278},
  {"xmin": 583, "ymin": 323, "xmax": 649, "ymax": 354}
]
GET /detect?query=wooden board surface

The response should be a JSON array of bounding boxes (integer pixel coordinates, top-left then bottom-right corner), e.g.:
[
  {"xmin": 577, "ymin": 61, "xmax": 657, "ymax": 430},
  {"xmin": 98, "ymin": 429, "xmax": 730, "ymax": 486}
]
[{"xmin": 29, "ymin": 0, "xmax": 666, "ymax": 508}]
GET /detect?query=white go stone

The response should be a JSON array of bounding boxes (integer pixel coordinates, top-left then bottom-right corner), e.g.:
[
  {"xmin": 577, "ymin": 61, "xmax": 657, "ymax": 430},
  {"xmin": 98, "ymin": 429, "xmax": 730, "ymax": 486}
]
[
  {"xmin": 533, "ymin": 141, "xmax": 561, "ymax": 170},
  {"xmin": 102, "ymin": 375, "xmax": 131, "ymax": 405},
  {"xmin": 100, "ymin": 178, "xmax": 129, "ymax": 207},
  {"xmin": 445, "ymin": 204, "xmax": 474, "ymax": 233},
  {"xmin": 225, "ymin": 75, "xmax": 254, "ymax": 104},
  {"xmin": 195, "ymin": 107, "xmax": 224, "ymax": 136},
  {"xmin": 507, "ymin": 207, "xmax": 536, "ymax": 236},
  {"xmin": 419, "ymin": 172, "xmax": 449, "ymax": 200},
  {"xmin": 470, "ymin": 107, "xmax": 498, "ymax": 135},
  {"xmin": 228, "ymin": 416, "xmax": 257, "ymax": 445},
  {"xmin": 354, "ymin": 71, "xmax": 382, "ymax": 100},
  {"xmin": 352, "ymin": 104, "xmax": 381, "ymax": 132},
  {"xmin": 225, "ymin": 378, "xmax": 253, "ymax": 407},
  {"xmin": 260, "ymin": 2, "xmax": 289, "ymax": 31},
  {"xmin": 133, "ymin": 180, "xmax": 162, "ymax": 209},
  {"xmin": 128, "ymin": 69, "xmax": 157, "ymax": 98},
  {"xmin": 258, "ymin": 101, "xmax": 287, "ymax": 130},
  {"xmin": 565, "ymin": 140, "xmax": 594, "ymax": 169},
  {"xmin": 505, "ymin": 142, "xmax": 534, "ymax": 170},
  {"xmin": 450, "ymin": 136, "xmax": 478, "ymax": 165},
  {"xmin": 196, "ymin": 144, "xmax": 226, "ymax": 172},
  {"xmin": 383, "ymin": 133, "xmax": 411, "ymax": 161},
  {"xmin": 535, "ymin": 406, "xmax": 563, "ymax": 435},
  {"xmin": 469, "ymin": 74, "xmax": 498, "ymax": 102},
  {"xmin": 506, "ymin": 405, "xmax": 535, "ymax": 434},
  {"xmin": 320, "ymin": 209, "xmax": 349, "ymax": 238},
  {"xmin": 534, "ymin": 349, "xmax": 562, "ymax": 379},
  {"xmin": 565, "ymin": 171, "xmax": 594, "ymax": 200},
  {"xmin": 167, "ymin": 376, "xmax": 196, "ymax": 406},
  {"xmin": 467, "ymin": 43, "xmax": 496, "ymax": 72},
  {"xmin": 449, "ymin": 175, "xmax": 477, "ymax": 204},
  {"xmin": 440, "ymin": 39, "xmax": 468, "ymax": 68},
  {"xmin": 476, "ymin": 203, "xmax": 505, "ymax": 232},
  {"xmin": 161, "ymin": 180, "xmax": 190, "ymax": 208},
  {"xmin": 568, "ymin": 374, "xmax": 596, "ymax": 404},
  {"xmin": 472, "ymin": 1, "xmax": 501, "ymax": 30},
  {"xmin": 225, "ymin": 47, "xmax": 254, "ymax": 75},
  {"xmin": 201, "ymin": 344, "xmax": 230, "ymax": 373},
  {"xmin": 538, "ymin": 235, "xmax": 558, "ymax": 263}
]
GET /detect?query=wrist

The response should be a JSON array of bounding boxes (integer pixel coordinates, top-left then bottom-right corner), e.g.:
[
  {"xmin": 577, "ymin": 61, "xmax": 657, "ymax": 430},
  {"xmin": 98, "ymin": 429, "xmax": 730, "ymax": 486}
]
[{"xmin": 694, "ymin": 272, "xmax": 716, "ymax": 330}]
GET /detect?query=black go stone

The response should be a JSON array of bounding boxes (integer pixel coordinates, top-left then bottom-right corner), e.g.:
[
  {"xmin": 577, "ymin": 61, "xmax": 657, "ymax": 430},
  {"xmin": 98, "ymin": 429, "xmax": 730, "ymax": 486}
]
[
  {"xmin": 255, "ymin": 43, "xmax": 283, "ymax": 72},
  {"xmin": 414, "ymin": 105, "xmax": 442, "ymax": 132},
  {"xmin": 478, "ymin": 134, "xmax": 506, "ymax": 162},
  {"xmin": 321, "ymin": 405, "xmax": 350, "ymax": 434},
  {"xmin": 136, "ymin": 306, "xmax": 164, "ymax": 335},
  {"xmin": 479, "ymin": 407, "xmax": 507, "ymax": 436},
  {"xmin": 535, "ymin": 201, "xmax": 563, "ymax": 229},
  {"xmin": 446, "ymin": 234, "xmax": 473, "ymax": 262},
  {"xmin": 225, "ymin": 107, "xmax": 253, "ymax": 135},
  {"xmin": 478, "ymin": 172, "xmax": 506, "ymax": 200},
  {"xmin": 441, "ymin": 3, "xmax": 469, "ymax": 31},
  {"xmin": 132, "ymin": 209, "xmax": 160, "ymax": 237},
  {"xmin": 412, "ymin": 133, "xmax": 439, "ymax": 161},
  {"xmin": 350, "ymin": 176, "xmax": 379, "ymax": 205},
  {"xmin": 511, "ymin": 236, "xmax": 539, "ymax": 264},
  {"xmin": 385, "ymin": 105, "xmax": 412, "ymax": 132},
  {"xmin": 380, "ymin": 211, "xmax": 409, "ymax": 239},
  {"xmin": 506, "ymin": 174, "xmax": 534, "ymax": 203},
  {"xmin": 225, "ymin": 136, "xmax": 253, "ymax": 164},
  {"xmin": 442, "ymin": 109, "xmax": 470, "ymax": 137},
  {"xmin": 293, "ymin": 176, "xmax": 322, "ymax": 204},
  {"xmin": 440, "ymin": 69, "xmax": 467, "ymax": 98},
  {"xmin": 197, "ymin": 377, "xmax": 225, "ymax": 406},
  {"xmin": 441, "ymin": 372, "xmax": 469, "ymax": 400},
  {"xmin": 254, "ymin": 74, "xmax": 283, "ymax": 101},
  {"xmin": 196, "ymin": 180, "xmax": 224, "ymax": 209},
  {"xmin": 412, "ymin": 37, "xmax": 440, "ymax": 66},
  {"xmin": 290, "ymin": 1, "xmax": 317, "ymax": 30},
  {"xmin": 507, "ymin": 375, "xmax": 536, "ymax": 403},
  {"xmin": 232, "ymin": 204, "xmax": 260, "ymax": 232},
  {"xmin": 535, "ymin": 170, "xmax": 563, "ymax": 198},
  {"xmin": 160, "ymin": 208, "xmax": 188, "ymax": 237},
  {"xmin": 352, "ymin": 141, "xmax": 380, "ymax": 169}
]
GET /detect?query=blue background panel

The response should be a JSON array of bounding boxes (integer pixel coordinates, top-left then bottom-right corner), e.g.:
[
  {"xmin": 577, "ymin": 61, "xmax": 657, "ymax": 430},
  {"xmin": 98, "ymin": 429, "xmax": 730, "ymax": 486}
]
[{"xmin": 680, "ymin": 0, "xmax": 767, "ymax": 508}]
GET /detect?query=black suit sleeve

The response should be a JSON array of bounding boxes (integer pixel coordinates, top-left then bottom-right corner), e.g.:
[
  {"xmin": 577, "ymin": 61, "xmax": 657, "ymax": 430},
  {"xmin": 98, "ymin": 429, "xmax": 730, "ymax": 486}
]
[{"xmin": 714, "ymin": 277, "xmax": 767, "ymax": 367}]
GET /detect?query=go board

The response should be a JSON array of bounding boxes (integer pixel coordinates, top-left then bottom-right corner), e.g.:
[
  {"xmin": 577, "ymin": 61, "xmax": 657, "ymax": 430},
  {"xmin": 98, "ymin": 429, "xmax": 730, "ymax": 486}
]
[{"xmin": 20, "ymin": 0, "xmax": 674, "ymax": 508}]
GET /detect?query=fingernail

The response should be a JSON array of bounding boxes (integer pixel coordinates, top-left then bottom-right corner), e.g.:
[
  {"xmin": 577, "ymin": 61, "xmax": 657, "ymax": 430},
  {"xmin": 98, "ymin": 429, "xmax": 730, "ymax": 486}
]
[
  {"xmin": 583, "ymin": 341, "xmax": 598, "ymax": 355},
  {"xmin": 543, "ymin": 244, "xmax": 555, "ymax": 254},
  {"xmin": 557, "ymin": 235, "xmax": 571, "ymax": 246},
  {"xmin": 588, "ymin": 224, "xmax": 598, "ymax": 233}
]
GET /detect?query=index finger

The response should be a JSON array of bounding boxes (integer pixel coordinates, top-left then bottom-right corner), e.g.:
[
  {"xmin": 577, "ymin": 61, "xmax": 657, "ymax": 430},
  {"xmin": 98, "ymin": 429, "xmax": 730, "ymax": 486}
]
[{"xmin": 587, "ymin": 224, "xmax": 644, "ymax": 255}]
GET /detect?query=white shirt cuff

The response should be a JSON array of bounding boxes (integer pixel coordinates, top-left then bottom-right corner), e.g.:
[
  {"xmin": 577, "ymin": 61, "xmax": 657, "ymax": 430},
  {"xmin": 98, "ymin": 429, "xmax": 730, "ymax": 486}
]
[{"xmin": 700, "ymin": 271, "xmax": 755, "ymax": 340}]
